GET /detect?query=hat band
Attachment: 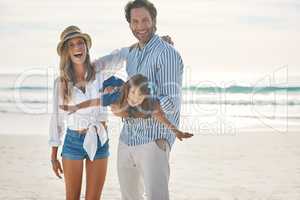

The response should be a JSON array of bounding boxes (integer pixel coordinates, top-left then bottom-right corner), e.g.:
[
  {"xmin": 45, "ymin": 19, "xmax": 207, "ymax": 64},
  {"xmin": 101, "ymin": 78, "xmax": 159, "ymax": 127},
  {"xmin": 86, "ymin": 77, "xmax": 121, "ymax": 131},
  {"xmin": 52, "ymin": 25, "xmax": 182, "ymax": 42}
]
[{"xmin": 63, "ymin": 31, "xmax": 81, "ymax": 40}]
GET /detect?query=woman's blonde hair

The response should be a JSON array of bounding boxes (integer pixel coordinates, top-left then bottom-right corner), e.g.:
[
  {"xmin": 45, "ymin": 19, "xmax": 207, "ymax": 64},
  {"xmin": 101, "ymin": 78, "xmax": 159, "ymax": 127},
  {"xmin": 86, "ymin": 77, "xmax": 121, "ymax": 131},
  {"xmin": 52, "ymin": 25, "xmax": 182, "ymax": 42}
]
[{"xmin": 58, "ymin": 38, "xmax": 95, "ymax": 103}]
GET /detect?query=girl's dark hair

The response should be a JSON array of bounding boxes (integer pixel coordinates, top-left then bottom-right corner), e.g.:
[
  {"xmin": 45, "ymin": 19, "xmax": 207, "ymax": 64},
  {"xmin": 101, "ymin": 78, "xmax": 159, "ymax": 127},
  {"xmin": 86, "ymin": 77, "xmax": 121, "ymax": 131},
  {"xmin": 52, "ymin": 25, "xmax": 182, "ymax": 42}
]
[
  {"xmin": 119, "ymin": 74, "xmax": 156, "ymax": 118},
  {"xmin": 125, "ymin": 0, "xmax": 157, "ymax": 24},
  {"xmin": 128, "ymin": 74, "xmax": 150, "ymax": 95}
]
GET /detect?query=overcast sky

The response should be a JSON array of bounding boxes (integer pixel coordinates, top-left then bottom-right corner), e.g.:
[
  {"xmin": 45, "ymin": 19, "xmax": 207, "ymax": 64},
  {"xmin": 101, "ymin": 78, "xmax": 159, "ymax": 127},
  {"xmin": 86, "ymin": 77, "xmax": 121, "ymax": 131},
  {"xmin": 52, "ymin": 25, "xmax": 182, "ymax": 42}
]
[{"xmin": 1, "ymin": 0, "xmax": 299, "ymax": 84}]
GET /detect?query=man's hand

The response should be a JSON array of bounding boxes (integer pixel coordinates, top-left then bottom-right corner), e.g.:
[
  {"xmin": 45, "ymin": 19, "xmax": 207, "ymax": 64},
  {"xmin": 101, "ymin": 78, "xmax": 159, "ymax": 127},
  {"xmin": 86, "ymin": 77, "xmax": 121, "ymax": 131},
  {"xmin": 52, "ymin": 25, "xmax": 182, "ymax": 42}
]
[{"xmin": 161, "ymin": 35, "xmax": 174, "ymax": 46}]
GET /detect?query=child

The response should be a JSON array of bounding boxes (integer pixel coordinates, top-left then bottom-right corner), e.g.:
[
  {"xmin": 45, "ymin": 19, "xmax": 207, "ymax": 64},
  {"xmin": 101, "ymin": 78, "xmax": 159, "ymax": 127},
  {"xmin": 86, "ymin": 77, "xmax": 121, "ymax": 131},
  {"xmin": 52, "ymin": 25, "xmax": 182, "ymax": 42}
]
[{"xmin": 60, "ymin": 74, "xmax": 193, "ymax": 141}]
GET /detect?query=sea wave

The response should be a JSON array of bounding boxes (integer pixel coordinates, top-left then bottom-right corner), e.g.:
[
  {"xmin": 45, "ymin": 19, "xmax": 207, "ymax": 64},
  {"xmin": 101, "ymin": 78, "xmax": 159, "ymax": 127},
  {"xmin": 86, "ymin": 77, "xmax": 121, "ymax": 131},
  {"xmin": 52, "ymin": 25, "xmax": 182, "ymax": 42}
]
[
  {"xmin": 182, "ymin": 99, "xmax": 300, "ymax": 106},
  {"xmin": 0, "ymin": 98, "xmax": 299, "ymax": 106},
  {"xmin": 1, "ymin": 85, "xmax": 300, "ymax": 94},
  {"xmin": 0, "ymin": 86, "xmax": 50, "ymax": 91},
  {"xmin": 183, "ymin": 86, "xmax": 300, "ymax": 94}
]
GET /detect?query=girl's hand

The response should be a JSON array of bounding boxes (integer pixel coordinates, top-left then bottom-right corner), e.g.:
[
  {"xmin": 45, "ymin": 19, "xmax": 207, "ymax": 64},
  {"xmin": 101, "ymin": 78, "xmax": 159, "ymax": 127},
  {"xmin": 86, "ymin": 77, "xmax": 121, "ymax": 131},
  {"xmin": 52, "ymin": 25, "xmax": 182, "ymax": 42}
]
[
  {"xmin": 175, "ymin": 131, "xmax": 194, "ymax": 141},
  {"xmin": 51, "ymin": 159, "xmax": 63, "ymax": 179},
  {"xmin": 59, "ymin": 105, "xmax": 78, "ymax": 114},
  {"xmin": 103, "ymin": 86, "xmax": 114, "ymax": 94}
]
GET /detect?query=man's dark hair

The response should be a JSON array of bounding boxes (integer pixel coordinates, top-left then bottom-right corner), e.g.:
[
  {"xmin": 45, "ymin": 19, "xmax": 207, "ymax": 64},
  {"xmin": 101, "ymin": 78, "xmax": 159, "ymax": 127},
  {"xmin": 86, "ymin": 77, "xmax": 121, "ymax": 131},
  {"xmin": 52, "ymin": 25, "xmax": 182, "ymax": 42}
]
[{"xmin": 125, "ymin": 0, "xmax": 157, "ymax": 24}]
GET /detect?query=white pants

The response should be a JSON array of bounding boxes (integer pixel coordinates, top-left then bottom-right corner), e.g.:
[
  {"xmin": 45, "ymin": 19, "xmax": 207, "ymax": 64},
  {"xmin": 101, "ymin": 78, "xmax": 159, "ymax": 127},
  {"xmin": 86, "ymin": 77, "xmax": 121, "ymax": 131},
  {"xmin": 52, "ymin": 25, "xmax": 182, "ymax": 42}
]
[{"xmin": 117, "ymin": 140, "xmax": 170, "ymax": 200}]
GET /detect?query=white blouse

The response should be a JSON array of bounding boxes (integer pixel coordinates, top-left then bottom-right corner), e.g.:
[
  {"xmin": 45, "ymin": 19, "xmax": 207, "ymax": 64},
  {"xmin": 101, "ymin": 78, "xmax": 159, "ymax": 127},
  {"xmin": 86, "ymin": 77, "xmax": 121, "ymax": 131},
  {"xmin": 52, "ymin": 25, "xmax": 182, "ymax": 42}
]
[{"xmin": 49, "ymin": 48, "xmax": 129, "ymax": 148}]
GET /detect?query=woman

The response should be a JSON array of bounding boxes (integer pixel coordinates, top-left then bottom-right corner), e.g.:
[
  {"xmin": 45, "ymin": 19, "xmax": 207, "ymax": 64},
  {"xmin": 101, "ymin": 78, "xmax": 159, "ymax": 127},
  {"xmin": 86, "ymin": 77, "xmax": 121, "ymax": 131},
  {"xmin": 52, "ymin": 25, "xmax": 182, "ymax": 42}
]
[
  {"xmin": 49, "ymin": 25, "xmax": 173, "ymax": 199},
  {"xmin": 49, "ymin": 25, "xmax": 127, "ymax": 200}
]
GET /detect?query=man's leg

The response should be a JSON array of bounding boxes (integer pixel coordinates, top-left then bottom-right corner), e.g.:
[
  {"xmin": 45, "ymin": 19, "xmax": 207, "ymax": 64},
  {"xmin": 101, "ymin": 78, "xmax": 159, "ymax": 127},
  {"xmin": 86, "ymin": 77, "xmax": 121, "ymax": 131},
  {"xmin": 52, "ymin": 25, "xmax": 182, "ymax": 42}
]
[
  {"xmin": 117, "ymin": 141, "xmax": 144, "ymax": 200},
  {"xmin": 138, "ymin": 139, "xmax": 170, "ymax": 200}
]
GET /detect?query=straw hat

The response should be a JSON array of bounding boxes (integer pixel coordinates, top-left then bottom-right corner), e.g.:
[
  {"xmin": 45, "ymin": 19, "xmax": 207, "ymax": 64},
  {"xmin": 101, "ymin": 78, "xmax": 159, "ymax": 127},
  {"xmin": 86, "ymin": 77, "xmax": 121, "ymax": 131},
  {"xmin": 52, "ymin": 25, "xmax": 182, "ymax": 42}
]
[{"xmin": 57, "ymin": 25, "xmax": 92, "ymax": 55}]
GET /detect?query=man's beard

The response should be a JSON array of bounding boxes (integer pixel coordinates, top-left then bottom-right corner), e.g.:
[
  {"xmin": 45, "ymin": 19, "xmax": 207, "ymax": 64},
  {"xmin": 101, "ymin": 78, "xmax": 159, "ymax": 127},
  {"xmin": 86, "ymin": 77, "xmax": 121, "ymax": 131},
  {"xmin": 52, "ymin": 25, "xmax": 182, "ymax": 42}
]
[{"xmin": 132, "ymin": 26, "xmax": 156, "ymax": 45}]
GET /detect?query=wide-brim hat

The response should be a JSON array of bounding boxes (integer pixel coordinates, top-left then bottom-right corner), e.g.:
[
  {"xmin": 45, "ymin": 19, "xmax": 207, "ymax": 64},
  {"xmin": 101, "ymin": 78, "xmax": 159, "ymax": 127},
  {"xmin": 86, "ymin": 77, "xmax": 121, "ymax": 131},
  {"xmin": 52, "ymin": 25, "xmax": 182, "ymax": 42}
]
[{"xmin": 57, "ymin": 25, "xmax": 92, "ymax": 56}]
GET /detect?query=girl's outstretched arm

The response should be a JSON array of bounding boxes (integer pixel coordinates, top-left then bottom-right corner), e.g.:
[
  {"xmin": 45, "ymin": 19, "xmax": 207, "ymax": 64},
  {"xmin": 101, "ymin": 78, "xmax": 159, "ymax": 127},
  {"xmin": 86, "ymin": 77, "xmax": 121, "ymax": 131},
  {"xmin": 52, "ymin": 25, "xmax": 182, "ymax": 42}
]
[
  {"xmin": 152, "ymin": 101, "xmax": 193, "ymax": 141},
  {"xmin": 77, "ymin": 98, "xmax": 100, "ymax": 109},
  {"xmin": 59, "ymin": 98, "xmax": 100, "ymax": 113}
]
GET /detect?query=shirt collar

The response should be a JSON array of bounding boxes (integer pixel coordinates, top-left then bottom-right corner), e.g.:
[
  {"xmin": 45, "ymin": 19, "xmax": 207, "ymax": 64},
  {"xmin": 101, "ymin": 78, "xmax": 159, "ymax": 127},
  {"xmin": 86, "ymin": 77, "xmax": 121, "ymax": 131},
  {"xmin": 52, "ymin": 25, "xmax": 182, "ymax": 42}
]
[{"xmin": 137, "ymin": 34, "xmax": 159, "ymax": 52}]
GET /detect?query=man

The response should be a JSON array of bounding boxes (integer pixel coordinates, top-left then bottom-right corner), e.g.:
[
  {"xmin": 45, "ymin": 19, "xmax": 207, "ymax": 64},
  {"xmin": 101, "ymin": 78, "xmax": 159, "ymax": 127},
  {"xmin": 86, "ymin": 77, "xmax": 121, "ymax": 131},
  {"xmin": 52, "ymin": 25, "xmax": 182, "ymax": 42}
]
[{"xmin": 117, "ymin": 1, "xmax": 189, "ymax": 199}]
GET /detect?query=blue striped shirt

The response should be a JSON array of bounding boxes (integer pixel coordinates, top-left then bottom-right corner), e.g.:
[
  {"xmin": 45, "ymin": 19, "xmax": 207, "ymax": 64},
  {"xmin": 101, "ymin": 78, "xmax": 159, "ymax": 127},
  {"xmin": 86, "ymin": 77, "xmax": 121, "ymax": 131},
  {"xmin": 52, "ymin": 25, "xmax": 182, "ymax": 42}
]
[{"xmin": 120, "ymin": 34, "xmax": 184, "ymax": 147}]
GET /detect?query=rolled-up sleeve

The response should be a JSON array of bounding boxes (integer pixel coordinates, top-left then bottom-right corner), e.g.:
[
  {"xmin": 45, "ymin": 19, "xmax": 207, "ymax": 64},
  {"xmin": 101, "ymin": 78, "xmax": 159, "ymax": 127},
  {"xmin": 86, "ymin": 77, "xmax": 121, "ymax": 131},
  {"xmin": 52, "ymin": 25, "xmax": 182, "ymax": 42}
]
[
  {"xmin": 49, "ymin": 78, "xmax": 65, "ymax": 147},
  {"xmin": 156, "ymin": 48, "xmax": 183, "ymax": 115},
  {"xmin": 157, "ymin": 95, "xmax": 175, "ymax": 114}
]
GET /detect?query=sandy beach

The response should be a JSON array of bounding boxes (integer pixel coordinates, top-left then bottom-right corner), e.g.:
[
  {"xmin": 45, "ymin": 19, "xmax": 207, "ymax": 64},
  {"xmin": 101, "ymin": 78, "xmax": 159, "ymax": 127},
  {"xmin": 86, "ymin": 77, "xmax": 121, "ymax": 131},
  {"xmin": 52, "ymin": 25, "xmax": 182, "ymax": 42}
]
[
  {"xmin": 1, "ymin": 0, "xmax": 300, "ymax": 199},
  {"xmin": 0, "ymin": 113, "xmax": 300, "ymax": 200}
]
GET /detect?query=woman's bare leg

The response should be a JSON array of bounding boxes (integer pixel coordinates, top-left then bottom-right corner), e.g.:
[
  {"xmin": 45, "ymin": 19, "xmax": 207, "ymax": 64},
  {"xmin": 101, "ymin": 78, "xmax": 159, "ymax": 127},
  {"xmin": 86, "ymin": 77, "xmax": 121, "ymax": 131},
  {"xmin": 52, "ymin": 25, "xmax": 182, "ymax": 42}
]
[
  {"xmin": 85, "ymin": 158, "xmax": 108, "ymax": 200},
  {"xmin": 62, "ymin": 159, "xmax": 84, "ymax": 200}
]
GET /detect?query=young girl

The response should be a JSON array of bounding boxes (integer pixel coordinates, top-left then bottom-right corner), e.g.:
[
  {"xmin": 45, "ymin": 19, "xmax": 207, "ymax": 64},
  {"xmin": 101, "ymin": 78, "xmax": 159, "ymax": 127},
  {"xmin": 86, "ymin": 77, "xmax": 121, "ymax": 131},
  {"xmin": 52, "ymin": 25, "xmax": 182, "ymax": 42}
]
[{"xmin": 60, "ymin": 74, "xmax": 194, "ymax": 141}]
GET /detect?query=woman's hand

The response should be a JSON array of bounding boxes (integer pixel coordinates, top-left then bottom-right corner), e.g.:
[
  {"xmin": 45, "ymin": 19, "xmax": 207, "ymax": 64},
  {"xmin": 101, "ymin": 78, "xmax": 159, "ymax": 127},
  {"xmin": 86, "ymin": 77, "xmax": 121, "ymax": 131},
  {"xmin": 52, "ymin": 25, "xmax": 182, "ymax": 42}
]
[
  {"xmin": 51, "ymin": 147, "xmax": 63, "ymax": 179},
  {"xmin": 59, "ymin": 105, "xmax": 78, "ymax": 114},
  {"xmin": 175, "ymin": 130, "xmax": 194, "ymax": 141},
  {"xmin": 51, "ymin": 159, "xmax": 63, "ymax": 179}
]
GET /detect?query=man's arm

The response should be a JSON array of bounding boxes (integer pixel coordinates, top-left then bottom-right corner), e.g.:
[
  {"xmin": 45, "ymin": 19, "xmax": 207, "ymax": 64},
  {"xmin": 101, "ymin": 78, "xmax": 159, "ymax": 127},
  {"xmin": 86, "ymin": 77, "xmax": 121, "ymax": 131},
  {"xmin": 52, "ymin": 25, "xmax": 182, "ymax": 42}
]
[
  {"xmin": 156, "ymin": 47, "xmax": 184, "ymax": 117},
  {"xmin": 93, "ymin": 48, "xmax": 129, "ymax": 73},
  {"xmin": 93, "ymin": 36, "xmax": 174, "ymax": 74}
]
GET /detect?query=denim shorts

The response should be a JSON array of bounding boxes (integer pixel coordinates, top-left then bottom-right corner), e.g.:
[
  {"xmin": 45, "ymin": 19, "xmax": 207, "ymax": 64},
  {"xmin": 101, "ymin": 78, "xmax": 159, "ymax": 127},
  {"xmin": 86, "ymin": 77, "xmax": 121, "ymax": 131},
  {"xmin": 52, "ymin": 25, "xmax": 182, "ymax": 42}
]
[{"xmin": 61, "ymin": 128, "xmax": 109, "ymax": 160}]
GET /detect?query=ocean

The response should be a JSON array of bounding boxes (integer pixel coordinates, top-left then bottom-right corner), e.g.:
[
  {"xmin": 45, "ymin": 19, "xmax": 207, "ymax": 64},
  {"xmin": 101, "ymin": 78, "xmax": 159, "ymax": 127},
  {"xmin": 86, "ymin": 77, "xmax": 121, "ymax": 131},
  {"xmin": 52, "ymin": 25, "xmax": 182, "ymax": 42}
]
[{"xmin": 0, "ymin": 73, "xmax": 299, "ymax": 135}]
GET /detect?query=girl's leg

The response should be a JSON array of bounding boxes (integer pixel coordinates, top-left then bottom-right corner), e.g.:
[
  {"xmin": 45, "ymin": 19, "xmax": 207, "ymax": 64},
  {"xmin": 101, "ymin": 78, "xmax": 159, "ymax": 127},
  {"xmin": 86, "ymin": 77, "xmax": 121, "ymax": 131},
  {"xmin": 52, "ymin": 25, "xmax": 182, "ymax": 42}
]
[
  {"xmin": 85, "ymin": 158, "xmax": 108, "ymax": 200},
  {"xmin": 62, "ymin": 159, "xmax": 84, "ymax": 200}
]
